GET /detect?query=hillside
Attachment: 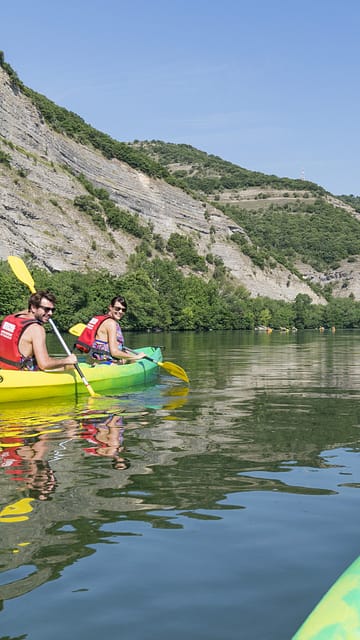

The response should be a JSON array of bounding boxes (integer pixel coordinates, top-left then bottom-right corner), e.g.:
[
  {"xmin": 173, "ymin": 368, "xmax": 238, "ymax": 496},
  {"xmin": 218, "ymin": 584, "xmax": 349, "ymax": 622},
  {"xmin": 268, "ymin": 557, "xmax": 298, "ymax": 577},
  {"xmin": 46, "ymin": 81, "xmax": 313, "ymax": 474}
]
[
  {"xmin": 131, "ymin": 141, "xmax": 360, "ymax": 300},
  {"xmin": 1, "ymin": 55, "xmax": 360, "ymax": 302}
]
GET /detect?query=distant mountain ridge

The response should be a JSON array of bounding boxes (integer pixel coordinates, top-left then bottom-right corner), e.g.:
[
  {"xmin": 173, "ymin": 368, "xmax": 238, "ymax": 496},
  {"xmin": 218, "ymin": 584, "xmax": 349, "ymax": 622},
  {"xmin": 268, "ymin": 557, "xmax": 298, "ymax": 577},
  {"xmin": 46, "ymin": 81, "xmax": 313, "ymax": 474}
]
[
  {"xmin": 1, "ymin": 53, "xmax": 360, "ymax": 301},
  {"xmin": 130, "ymin": 139, "xmax": 324, "ymax": 195}
]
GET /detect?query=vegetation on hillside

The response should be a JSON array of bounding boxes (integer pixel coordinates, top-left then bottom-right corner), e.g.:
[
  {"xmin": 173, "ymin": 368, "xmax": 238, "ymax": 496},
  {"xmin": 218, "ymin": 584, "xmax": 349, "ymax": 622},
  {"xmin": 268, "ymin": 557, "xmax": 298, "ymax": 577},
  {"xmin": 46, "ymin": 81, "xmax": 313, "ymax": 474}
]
[
  {"xmin": 166, "ymin": 233, "xmax": 208, "ymax": 272},
  {"xmin": 1, "ymin": 257, "xmax": 360, "ymax": 333},
  {"xmin": 220, "ymin": 199, "xmax": 360, "ymax": 273},
  {"xmin": 131, "ymin": 140, "xmax": 325, "ymax": 194},
  {"xmin": 0, "ymin": 148, "xmax": 11, "ymax": 167},
  {"xmin": 74, "ymin": 173, "xmax": 154, "ymax": 239},
  {"xmin": 72, "ymin": 173, "xmax": 209, "ymax": 272},
  {"xmin": 338, "ymin": 194, "xmax": 360, "ymax": 213}
]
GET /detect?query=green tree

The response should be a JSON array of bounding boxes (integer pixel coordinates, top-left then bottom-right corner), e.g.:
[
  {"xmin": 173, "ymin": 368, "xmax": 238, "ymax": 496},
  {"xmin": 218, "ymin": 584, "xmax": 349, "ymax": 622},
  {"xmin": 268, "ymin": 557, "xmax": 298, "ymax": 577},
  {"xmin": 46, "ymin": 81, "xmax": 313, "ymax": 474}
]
[
  {"xmin": 324, "ymin": 298, "xmax": 360, "ymax": 328},
  {"xmin": 293, "ymin": 294, "xmax": 313, "ymax": 329},
  {"xmin": 116, "ymin": 270, "xmax": 165, "ymax": 330},
  {"xmin": 0, "ymin": 265, "xmax": 28, "ymax": 317},
  {"xmin": 270, "ymin": 301, "xmax": 295, "ymax": 329}
]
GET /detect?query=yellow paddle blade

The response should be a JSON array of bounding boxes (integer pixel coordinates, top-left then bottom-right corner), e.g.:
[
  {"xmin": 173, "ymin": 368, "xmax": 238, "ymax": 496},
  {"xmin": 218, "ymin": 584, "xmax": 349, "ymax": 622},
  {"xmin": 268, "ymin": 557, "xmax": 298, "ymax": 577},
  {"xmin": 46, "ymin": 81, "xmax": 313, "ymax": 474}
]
[
  {"xmin": 163, "ymin": 386, "xmax": 189, "ymax": 410},
  {"xmin": 69, "ymin": 323, "xmax": 86, "ymax": 337},
  {"xmin": 0, "ymin": 498, "xmax": 34, "ymax": 518},
  {"xmin": 0, "ymin": 427, "xmax": 62, "ymax": 439},
  {"xmin": 1, "ymin": 516, "xmax": 30, "ymax": 524},
  {"xmin": 158, "ymin": 361, "xmax": 190, "ymax": 383},
  {"xmin": 0, "ymin": 442, "xmax": 23, "ymax": 449},
  {"xmin": 8, "ymin": 256, "xmax": 36, "ymax": 293}
]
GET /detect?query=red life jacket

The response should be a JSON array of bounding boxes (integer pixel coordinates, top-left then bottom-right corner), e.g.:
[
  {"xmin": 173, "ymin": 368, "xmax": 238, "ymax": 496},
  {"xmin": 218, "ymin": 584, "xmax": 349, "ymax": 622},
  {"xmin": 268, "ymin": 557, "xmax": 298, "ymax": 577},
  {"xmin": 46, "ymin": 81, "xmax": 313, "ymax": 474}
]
[
  {"xmin": 0, "ymin": 314, "xmax": 40, "ymax": 370},
  {"xmin": 74, "ymin": 315, "xmax": 109, "ymax": 354}
]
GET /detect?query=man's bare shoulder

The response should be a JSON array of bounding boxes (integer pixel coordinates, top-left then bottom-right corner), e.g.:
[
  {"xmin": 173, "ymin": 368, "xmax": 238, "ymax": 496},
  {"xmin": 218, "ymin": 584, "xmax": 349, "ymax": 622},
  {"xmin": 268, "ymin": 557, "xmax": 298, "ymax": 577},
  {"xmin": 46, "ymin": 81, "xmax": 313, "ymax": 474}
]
[{"xmin": 23, "ymin": 322, "xmax": 44, "ymax": 336}]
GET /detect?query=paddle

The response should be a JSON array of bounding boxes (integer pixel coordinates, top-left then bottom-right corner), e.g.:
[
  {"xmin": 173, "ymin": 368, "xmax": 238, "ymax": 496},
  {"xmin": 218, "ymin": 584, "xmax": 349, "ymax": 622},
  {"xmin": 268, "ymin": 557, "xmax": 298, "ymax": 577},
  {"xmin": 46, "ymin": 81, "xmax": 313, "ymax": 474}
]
[
  {"xmin": 7, "ymin": 256, "xmax": 98, "ymax": 397},
  {"xmin": 0, "ymin": 497, "xmax": 34, "ymax": 523},
  {"xmin": 69, "ymin": 322, "xmax": 190, "ymax": 383}
]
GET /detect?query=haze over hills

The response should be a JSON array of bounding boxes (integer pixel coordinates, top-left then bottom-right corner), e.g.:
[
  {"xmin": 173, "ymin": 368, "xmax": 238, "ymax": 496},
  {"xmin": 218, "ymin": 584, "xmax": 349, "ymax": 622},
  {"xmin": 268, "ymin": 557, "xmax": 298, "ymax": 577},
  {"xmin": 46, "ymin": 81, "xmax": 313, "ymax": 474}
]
[{"xmin": 1, "ymin": 54, "xmax": 360, "ymax": 302}]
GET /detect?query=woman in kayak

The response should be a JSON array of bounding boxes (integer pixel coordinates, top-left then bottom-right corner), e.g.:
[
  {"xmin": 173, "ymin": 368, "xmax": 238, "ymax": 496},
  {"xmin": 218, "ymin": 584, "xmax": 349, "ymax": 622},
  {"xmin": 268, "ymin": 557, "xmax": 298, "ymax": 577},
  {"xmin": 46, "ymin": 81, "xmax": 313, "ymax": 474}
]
[
  {"xmin": 75, "ymin": 296, "xmax": 146, "ymax": 363},
  {"xmin": 0, "ymin": 290, "xmax": 77, "ymax": 371}
]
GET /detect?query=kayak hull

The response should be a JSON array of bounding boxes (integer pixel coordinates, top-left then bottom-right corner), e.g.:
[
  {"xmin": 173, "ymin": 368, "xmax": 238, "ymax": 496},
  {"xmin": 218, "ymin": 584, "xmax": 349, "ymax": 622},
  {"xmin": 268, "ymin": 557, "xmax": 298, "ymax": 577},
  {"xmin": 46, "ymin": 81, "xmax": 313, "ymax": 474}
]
[
  {"xmin": 0, "ymin": 347, "xmax": 162, "ymax": 403},
  {"xmin": 293, "ymin": 555, "xmax": 360, "ymax": 639}
]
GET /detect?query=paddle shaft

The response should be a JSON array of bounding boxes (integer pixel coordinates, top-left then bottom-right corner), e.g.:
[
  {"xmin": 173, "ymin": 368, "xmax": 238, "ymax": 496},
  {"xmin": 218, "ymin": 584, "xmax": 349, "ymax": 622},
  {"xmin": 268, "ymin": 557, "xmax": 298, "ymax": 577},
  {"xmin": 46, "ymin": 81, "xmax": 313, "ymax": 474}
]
[
  {"xmin": 124, "ymin": 345, "xmax": 155, "ymax": 362},
  {"xmin": 48, "ymin": 318, "xmax": 96, "ymax": 394},
  {"xmin": 124, "ymin": 347, "xmax": 168, "ymax": 369},
  {"xmin": 124, "ymin": 347, "xmax": 189, "ymax": 382}
]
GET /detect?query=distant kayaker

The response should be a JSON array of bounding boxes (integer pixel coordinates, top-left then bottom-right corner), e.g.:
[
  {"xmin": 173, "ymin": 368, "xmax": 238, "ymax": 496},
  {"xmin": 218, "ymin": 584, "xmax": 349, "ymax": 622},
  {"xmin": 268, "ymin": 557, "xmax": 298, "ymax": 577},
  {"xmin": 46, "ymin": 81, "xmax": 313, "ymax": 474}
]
[
  {"xmin": 75, "ymin": 295, "xmax": 146, "ymax": 363},
  {"xmin": 0, "ymin": 290, "xmax": 77, "ymax": 371}
]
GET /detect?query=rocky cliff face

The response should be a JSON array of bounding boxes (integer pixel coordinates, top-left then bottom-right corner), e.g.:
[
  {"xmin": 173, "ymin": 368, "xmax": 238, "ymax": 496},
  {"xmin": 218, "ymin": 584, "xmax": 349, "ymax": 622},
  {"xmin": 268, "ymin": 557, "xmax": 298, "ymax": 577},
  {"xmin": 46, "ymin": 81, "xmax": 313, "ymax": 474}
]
[{"xmin": 0, "ymin": 65, "xmax": 325, "ymax": 302}]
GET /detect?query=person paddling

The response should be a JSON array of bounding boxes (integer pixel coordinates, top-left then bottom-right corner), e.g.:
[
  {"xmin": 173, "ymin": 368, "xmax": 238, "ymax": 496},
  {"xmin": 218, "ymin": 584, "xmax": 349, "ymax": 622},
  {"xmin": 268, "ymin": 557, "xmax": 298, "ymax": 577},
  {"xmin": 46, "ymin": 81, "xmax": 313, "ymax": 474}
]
[
  {"xmin": 75, "ymin": 296, "xmax": 146, "ymax": 363},
  {"xmin": 0, "ymin": 290, "xmax": 77, "ymax": 371}
]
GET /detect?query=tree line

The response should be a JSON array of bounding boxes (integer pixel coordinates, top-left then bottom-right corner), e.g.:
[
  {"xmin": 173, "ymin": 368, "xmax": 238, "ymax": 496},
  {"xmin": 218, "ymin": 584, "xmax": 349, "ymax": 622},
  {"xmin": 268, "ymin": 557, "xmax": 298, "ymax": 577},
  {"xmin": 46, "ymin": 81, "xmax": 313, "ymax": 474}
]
[{"xmin": 1, "ymin": 257, "xmax": 360, "ymax": 333}]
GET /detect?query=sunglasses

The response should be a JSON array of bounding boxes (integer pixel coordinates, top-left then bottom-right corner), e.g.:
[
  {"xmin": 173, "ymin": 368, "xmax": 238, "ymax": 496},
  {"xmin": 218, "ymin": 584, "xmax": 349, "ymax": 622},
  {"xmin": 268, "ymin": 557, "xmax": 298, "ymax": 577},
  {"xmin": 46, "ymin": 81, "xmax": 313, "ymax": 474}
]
[
  {"xmin": 113, "ymin": 306, "xmax": 126, "ymax": 313},
  {"xmin": 38, "ymin": 305, "xmax": 56, "ymax": 313}
]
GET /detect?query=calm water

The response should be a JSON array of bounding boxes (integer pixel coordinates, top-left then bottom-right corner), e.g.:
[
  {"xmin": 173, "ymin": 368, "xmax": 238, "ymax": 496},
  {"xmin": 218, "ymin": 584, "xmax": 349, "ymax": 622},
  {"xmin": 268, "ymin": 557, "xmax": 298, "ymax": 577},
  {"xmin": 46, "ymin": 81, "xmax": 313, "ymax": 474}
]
[{"xmin": 1, "ymin": 329, "xmax": 360, "ymax": 639}]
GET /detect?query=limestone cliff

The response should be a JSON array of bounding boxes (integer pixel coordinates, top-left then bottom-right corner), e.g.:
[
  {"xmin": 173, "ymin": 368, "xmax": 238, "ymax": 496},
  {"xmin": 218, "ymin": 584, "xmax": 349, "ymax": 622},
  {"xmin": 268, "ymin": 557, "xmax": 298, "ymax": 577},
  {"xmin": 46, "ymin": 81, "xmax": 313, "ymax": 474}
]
[{"xmin": 0, "ymin": 64, "xmax": 325, "ymax": 303}]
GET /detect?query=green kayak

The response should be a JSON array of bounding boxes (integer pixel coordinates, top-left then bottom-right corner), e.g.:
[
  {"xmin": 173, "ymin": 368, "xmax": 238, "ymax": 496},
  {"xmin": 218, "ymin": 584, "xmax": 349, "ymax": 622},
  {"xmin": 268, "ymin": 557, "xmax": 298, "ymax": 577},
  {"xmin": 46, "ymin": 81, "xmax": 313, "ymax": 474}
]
[
  {"xmin": 293, "ymin": 555, "xmax": 360, "ymax": 639},
  {"xmin": 0, "ymin": 346, "xmax": 162, "ymax": 403}
]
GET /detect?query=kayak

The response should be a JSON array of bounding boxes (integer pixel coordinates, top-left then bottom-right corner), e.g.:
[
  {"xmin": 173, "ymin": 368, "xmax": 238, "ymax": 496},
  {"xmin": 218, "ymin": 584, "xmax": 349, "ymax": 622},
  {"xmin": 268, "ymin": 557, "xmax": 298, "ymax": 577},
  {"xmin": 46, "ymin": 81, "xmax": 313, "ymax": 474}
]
[
  {"xmin": 292, "ymin": 555, "xmax": 360, "ymax": 639},
  {"xmin": 0, "ymin": 347, "xmax": 162, "ymax": 403}
]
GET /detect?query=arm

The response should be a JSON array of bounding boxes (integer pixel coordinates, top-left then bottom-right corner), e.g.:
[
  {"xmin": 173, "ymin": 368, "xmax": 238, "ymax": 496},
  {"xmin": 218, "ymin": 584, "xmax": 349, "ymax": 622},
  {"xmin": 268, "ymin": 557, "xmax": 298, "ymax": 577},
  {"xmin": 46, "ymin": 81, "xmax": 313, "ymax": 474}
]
[
  {"xmin": 24, "ymin": 324, "xmax": 77, "ymax": 371},
  {"xmin": 105, "ymin": 321, "xmax": 146, "ymax": 361}
]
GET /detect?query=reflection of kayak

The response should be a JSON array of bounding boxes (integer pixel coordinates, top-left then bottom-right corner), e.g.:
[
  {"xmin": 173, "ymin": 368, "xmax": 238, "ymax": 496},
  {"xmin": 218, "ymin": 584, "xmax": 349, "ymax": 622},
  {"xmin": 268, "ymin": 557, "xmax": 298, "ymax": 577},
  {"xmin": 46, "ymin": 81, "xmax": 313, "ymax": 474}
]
[
  {"xmin": 0, "ymin": 347, "xmax": 161, "ymax": 403},
  {"xmin": 292, "ymin": 555, "xmax": 360, "ymax": 638}
]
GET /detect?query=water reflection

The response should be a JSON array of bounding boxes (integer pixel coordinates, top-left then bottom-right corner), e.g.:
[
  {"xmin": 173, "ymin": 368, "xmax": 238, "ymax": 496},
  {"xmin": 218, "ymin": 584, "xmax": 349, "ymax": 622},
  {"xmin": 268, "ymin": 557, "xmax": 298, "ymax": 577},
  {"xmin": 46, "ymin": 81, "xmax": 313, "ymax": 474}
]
[
  {"xmin": 80, "ymin": 413, "xmax": 131, "ymax": 470},
  {"xmin": 1, "ymin": 430, "xmax": 58, "ymax": 501},
  {"xmin": 2, "ymin": 330, "xmax": 360, "ymax": 638},
  {"xmin": 0, "ymin": 382, "xmax": 190, "ymax": 603}
]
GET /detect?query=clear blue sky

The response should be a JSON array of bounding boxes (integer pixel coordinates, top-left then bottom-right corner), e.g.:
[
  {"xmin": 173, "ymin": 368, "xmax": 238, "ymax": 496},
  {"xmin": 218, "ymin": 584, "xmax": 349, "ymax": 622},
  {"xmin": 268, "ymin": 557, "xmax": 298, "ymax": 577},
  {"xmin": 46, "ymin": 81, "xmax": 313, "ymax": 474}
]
[{"xmin": 1, "ymin": 0, "xmax": 360, "ymax": 195}]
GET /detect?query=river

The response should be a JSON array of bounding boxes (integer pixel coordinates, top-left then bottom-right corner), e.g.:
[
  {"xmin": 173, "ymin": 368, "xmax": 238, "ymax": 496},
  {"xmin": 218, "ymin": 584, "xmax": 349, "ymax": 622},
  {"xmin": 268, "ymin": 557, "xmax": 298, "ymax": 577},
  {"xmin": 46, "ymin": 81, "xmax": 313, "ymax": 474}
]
[{"xmin": 1, "ymin": 329, "xmax": 360, "ymax": 639}]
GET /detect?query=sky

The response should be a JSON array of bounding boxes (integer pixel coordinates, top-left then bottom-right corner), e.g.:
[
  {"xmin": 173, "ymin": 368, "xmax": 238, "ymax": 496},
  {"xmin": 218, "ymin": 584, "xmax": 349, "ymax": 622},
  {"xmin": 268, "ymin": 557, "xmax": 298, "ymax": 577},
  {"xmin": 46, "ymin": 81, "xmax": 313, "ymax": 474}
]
[{"xmin": 1, "ymin": 0, "xmax": 360, "ymax": 195}]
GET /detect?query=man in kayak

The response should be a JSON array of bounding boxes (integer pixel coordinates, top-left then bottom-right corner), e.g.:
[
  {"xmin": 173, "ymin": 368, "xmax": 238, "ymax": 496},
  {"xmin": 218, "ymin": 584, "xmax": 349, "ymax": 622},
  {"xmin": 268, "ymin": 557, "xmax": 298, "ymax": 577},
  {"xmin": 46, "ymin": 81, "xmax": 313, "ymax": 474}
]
[
  {"xmin": 75, "ymin": 295, "xmax": 146, "ymax": 363},
  {"xmin": 0, "ymin": 290, "xmax": 77, "ymax": 371}
]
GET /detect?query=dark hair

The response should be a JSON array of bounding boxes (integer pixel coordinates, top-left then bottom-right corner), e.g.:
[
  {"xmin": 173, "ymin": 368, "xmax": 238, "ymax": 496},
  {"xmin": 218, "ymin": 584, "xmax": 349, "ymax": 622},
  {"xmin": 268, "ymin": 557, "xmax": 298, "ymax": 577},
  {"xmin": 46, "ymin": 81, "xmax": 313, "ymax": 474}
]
[
  {"xmin": 28, "ymin": 290, "xmax": 56, "ymax": 312},
  {"xmin": 110, "ymin": 295, "xmax": 127, "ymax": 311},
  {"xmin": 28, "ymin": 460, "xmax": 57, "ymax": 501},
  {"xmin": 111, "ymin": 456, "xmax": 130, "ymax": 470}
]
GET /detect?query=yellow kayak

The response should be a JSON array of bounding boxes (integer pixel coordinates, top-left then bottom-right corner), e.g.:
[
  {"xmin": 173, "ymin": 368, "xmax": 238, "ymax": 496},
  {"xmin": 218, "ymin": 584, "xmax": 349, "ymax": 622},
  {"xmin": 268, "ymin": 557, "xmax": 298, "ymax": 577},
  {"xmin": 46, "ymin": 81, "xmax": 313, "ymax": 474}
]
[{"xmin": 0, "ymin": 347, "xmax": 162, "ymax": 403}]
